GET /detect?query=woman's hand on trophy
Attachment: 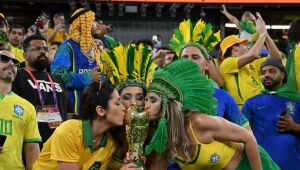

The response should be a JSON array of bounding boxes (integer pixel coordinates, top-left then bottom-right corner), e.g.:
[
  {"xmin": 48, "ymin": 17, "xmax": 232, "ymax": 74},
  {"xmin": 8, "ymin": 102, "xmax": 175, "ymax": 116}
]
[{"xmin": 120, "ymin": 163, "xmax": 141, "ymax": 170}]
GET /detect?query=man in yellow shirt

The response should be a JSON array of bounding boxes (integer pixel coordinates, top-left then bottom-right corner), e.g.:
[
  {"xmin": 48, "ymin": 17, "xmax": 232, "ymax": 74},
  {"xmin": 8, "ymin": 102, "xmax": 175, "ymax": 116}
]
[
  {"xmin": 220, "ymin": 13, "xmax": 281, "ymax": 108},
  {"xmin": 286, "ymin": 19, "xmax": 300, "ymax": 92},
  {"xmin": 0, "ymin": 50, "xmax": 41, "ymax": 170},
  {"xmin": 8, "ymin": 24, "xmax": 26, "ymax": 64}
]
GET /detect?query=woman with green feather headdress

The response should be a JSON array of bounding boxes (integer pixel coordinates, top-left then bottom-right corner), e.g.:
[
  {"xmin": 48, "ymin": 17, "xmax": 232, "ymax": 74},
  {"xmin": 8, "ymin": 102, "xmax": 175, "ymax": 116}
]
[
  {"xmin": 144, "ymin": 59, "xmax": 280, "ymax": 170},
  {"xmin": 101, "ymin": 43, "xmax": 156, "ymax": 168}
]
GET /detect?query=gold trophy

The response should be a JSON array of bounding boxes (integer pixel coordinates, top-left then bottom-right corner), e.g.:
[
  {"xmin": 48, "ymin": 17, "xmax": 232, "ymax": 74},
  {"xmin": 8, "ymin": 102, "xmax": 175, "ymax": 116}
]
[{"xmin": 125, "ymin": 106, "xmax": 150, "ymax": 169}]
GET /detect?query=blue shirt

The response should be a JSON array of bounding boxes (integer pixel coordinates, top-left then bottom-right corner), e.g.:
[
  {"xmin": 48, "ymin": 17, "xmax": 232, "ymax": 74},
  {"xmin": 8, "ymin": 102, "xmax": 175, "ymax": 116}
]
[
  {"xmin": 242, "ymin": 94, "xmax": 300, "ymax": 170},
  {"xmin": 51, "ymin": 39, "xmax": 97, "ymax": 113},
  {"xmin": 214, "ymin": 88, "xmax": 249, "ymax": 127}
]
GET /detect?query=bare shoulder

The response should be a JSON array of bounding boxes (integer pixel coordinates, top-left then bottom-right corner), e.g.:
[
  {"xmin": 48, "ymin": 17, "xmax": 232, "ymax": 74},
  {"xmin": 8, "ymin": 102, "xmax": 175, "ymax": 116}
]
[{"xmin": 192, "ymin": 114, "xmax": 224, "ymax": 131}]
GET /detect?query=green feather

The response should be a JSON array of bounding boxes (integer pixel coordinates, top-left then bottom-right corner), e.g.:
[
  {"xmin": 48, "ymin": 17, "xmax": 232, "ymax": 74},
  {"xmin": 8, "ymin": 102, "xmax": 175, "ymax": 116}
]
[
  {"xmin": 239, "ymin": 21, "xmax": 256, "ymax": 34},
  {"xmin": 140, "ymin": 47, "xmax": 147, "ymax": 77},
  {"xmin": 145, "ymin": 117, "xmax": 168, "ymax": 156},
  {"xmin": 127, "ymin": 44, "xmax": 135, "ymax": 79}
]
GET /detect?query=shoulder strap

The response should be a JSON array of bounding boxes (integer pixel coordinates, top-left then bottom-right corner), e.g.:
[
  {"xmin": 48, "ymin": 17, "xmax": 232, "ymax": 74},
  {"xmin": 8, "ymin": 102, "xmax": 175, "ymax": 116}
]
[{"xmin": 189, "ymin": 120, "xmax": 201, "ymax": 144}]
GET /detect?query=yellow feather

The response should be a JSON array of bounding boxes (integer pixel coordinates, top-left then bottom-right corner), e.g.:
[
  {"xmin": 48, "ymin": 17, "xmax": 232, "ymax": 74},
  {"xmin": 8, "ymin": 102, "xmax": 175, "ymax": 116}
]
[
  {"xmin": 145, "ymin": 63, "xmax": 157, "ymax": 87},
  {"xmin": 114, "ymin": 44, "xmax": 128, "ymax": 81},
  {"xmin": 204, "ymin": 29, "xmax": 212, "ymax": 45},
  {"xmin": 101, "ymin": 50, "xmax": 120, "ymax": 85},
  {"xmin": 173, "ymin": 34, "xmax": 180, "ymax": 43},
  {"xmin": 133, "ymin": 44, "xmax": 144, "ymax": 80},
  {"xmin": 179, "ymin": 19, "xmax": 191, "ymax": 43},
  {"xmin": 193, "ymin": 19, "xmax": 206, "ymax": 42},
  {"xmin": 211, "ymin": 30, "xmax": 221, "ymax": 47}
]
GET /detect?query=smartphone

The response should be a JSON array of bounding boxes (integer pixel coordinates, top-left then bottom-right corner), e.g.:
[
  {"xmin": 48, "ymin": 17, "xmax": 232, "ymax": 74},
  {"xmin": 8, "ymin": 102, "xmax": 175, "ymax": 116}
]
[
  {"xmin": 35, "ymin": 13, "xmax": 49, "ymax": 29},
  {"xmin": 280, "ymin": 109, "xmax": 290, "ymax": 117},
  {"xmin": 0, "ymin": 134, "xmax": 7, "ymax": 147}
]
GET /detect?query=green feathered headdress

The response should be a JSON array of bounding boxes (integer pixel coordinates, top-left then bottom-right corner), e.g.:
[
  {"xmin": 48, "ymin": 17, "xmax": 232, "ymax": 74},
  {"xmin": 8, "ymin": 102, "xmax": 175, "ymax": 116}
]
[
  {"xmin": 101, "ymin": 43, "xmax": 156, "ymax": 91},
  {"xmin": 145, "ymin": 59, "xmax": 217, "ymax": 156},
  {"xmin": 169, "ymin": 18, "xmax": 221, "ymax": 60}
]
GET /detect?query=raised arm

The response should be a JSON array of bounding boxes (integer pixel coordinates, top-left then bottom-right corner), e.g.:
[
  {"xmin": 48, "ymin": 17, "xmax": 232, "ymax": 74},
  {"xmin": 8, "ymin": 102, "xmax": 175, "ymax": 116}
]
[
  {"xmin": 237, "ymin": 13, "xmax": 267, "ymax": 68},
  {"xmin": 256, "ymin": 13, "xmax": 281, "ymax": 59},
  {"xmin": 220, "ymin": 5, "xmax": 240, "ymax": 28}
]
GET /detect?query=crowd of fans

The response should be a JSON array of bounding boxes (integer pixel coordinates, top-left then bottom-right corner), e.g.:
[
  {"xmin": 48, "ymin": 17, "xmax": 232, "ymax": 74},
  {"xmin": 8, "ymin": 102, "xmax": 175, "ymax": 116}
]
[{"xmin": 0, "ymin": 4, "xmax": 299, "ymax": 170}]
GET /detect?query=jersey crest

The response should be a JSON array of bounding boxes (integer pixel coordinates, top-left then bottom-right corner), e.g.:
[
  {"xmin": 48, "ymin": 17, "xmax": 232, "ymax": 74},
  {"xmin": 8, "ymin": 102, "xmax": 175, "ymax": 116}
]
[
  {"xmin": 89, "ymin": 161, "xmax": 102, "ymax": 170},
  {"xmin": 209, "ymin": 152, "xmax": 220, "ymax": 164},
  {"xmin": 14, "ymin": 104, "xmax": 24, "ymax": 117}
]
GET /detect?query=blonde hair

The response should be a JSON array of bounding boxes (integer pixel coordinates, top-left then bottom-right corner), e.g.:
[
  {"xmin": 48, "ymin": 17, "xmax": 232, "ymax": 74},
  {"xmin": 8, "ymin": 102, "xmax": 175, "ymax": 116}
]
[
  {"xmin": 241, "ymin": 11, "xmax": 256, "ymax": 22},
  {"xmin": 166, "ymin": 100, "xmax": 193, "ymax": 160}
]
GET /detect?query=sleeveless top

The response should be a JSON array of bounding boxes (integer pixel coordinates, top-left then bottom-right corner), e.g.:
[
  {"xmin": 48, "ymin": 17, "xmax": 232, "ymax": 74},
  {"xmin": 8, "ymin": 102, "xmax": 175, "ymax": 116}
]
[{"xmin": 175, "ymin": 120, "xmax": 237, "ymax": 170}]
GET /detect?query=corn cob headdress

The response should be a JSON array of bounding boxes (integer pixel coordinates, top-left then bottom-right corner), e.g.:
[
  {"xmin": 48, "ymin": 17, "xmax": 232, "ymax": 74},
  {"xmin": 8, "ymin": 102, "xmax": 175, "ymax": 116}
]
[
  {"xmin": 145, "ymin": 59, "xmax": 217, "ymax": 156},
  {"xmin": 69, "ymin": 8, "xmax": 101, "ymax": 64},
  {"xmin": 169, "ymin": 19, "xmax": 221, "ymax": 60},
  {"xmin": 101, "ymin": 43, "xmax": 156, "ymax": 91}
]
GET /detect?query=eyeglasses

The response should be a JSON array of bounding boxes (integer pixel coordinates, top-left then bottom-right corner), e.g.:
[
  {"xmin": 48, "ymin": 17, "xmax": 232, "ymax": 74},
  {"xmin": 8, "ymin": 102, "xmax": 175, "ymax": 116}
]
[
  {"xmin": 0, "ymin": 54, "xmax": 21, "ymax": 67},
  {"xmin": 29, "ymin": 46, "xmax": 49, "ymax": 52}
]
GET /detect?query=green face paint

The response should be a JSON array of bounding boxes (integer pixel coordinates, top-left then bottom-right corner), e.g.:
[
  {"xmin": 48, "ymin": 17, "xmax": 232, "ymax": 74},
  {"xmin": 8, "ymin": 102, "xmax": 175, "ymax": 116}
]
[{"xmin": 0, "ymin": 30, "xmax": 7, "ymax": 45}]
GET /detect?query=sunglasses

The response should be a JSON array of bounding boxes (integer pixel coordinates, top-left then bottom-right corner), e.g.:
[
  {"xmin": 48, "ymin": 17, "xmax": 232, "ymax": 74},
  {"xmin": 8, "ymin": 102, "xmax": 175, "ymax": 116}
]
[{"xmin": 0, "ymin": 54, "xmax": 21, "ymax": 67}]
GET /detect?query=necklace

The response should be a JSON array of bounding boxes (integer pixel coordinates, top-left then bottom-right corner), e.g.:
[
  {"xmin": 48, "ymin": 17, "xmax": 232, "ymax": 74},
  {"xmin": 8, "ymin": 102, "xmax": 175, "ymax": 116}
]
[{"xmin": 92, "ymin": 135, "xmax": 103, "ymax": 144}]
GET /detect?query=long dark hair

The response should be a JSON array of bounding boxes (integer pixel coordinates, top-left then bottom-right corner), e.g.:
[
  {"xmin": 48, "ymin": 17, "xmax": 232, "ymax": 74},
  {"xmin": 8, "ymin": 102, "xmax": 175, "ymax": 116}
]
[
  {"xmin": 74, "ymin": 82, "xmax": 124, "ymax": 147},
  {"xmin": 76, "ymin": 82, "xmax": 114, "ymax": 120}
]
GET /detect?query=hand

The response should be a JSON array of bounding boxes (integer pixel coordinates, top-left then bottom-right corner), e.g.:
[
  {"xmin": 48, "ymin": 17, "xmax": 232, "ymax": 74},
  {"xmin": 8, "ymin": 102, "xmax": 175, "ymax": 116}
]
[
  {"xmin": 153, "ymin": 49, "xmax": 170, "ymax": 68},
  {"xmin": 255, "ymin": 12, "xmax": 267, "ymax": 35},
  {"xmin": 120, "ymin": 163, "xmax": 141, "ymax": 170},
  {"xmin": 220, "ymin": 4, "xmax": 228, "ymax": 14},
  {"xmin": 96, "ymin": 23, "xmax": 111, "ymax": 36},
  {"xmin": 277, "ymin": 116, "xmax": 297, "ymax": 132},
  {"xmin": 38, "ymin": 19, "xmax": 50, "ymax": 36},
  {"xmin": 91, "ymin": 67, "xmax": 101, "ymax": 83}
]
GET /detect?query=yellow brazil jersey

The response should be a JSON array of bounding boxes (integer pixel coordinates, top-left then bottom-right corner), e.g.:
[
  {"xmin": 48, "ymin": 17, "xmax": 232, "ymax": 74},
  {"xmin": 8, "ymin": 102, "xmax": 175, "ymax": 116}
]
[
  {"xmin": 295, "ymin": 44, "xmax": 300, "ymax": 92},
  {"xmin": 220, "ymin": 57, "xmax": 267, "ymax": 108},
  {"xmin": 47, "ymin": 28, "xmax": 69, "ymax": 45},
  {"xmin": 33, "ymin": 119, "xmax": 117, "ymax": 170},
  {"xmin": 0, "ymin": 92, "xmax": 41, "ymax": 170},
  {"xmin": 175, "ymin": 120, "xmax": 237, "ymax": 170},
  {"xmin": 8, "ymin": 43, "xmax": 25, "ymax": 63}
]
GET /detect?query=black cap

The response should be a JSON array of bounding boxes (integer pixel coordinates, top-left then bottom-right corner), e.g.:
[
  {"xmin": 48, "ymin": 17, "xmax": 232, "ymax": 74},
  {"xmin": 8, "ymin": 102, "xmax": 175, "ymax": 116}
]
[{"xmin": 261, "ymin": 58, "xmax": 287, "ymax": 83}]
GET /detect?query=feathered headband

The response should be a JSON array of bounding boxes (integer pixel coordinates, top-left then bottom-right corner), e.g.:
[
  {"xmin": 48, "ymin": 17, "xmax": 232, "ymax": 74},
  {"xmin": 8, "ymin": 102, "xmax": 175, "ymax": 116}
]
[
  {"xmin": 101, "ymin": 43, "xmax": 156, "ymax": 91},
  {"xmin": 169, "ymin": 19, "xmax": 221, "ymax": 60},
  {"xmin": 145, "ymin": 59, "xmax": 217, "ymax": 156}
]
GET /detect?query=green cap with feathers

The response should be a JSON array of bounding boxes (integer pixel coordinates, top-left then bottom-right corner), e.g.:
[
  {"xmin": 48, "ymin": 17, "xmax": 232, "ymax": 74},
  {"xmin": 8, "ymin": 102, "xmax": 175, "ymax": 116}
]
[
  {"xmin": 145, "ymin": 59, "xmax": 217, "ymax": 156},
  {"xmin": 169, "ymin": 18, "xmax": 221, "ymax": 60},
  {"xmin": 102, "ymin": 43, "xmax": 156, "ymax": 92}
]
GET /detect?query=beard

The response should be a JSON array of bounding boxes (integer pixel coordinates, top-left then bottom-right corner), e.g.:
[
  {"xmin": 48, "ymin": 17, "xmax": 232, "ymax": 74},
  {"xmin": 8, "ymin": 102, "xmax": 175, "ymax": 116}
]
[
  {"xmin": 29, "ymin": 55, "xmax": 49, "ymax": 71},
  {"xmin": 263, "ymin": 78, "xmax": 281, "ymax": 91}
]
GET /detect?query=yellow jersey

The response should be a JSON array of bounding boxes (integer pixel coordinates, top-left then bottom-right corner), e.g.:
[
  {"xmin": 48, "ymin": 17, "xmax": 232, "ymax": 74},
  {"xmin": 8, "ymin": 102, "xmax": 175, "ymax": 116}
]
[
  {"xmin": 33, "ymin": 119, "xmax": 117, "ymax": 170},
  {"xmin": 220, "ymin": 57, "xmax": 267, "ymax": 108},
  {"xmin": 176, "ymin": 120, "xmax": 236, "ymax": 170},
  {"xmin": 8, "ymin": 43, "xmax": 25, "ymax": 63},
  {"xmin": 47, "ymin": 28, "xmax": 69, "ymax": 45},
  {"xmin": 0, "ymin": 92, "xmax": 41, "ymax": 170}
]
